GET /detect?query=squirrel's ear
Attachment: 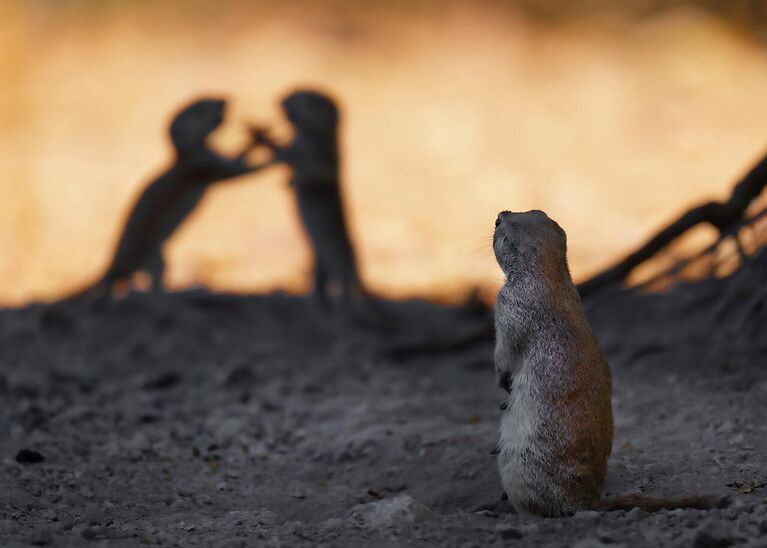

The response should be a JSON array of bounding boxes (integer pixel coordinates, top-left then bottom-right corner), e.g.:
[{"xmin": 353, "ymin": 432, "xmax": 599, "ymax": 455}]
[{"xmin": 557, "ymin": 225, "xmax": 568, "ymax": 250}]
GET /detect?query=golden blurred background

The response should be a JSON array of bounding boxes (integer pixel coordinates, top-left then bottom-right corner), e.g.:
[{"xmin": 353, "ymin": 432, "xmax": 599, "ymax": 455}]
[{"xmin": 1, "ymin": 0, "xmax": 767, "ymax": 306}]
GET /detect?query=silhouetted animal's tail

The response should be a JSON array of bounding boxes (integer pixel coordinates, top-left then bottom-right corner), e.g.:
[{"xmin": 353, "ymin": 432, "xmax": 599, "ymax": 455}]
[
  {"xmin": 341, "ymin": 287, "xmax": 395, "ymax": 332},
  {"xmin": 36, "ymin": 276, "xmax": 111, "ymax": 331},
  {"xmin": 62, "ymin": 277, "xmax": 109, "ymax": 302},
  {"xmin": 55, "ymin": 269, "xmax": 119, "ymax": 307},
  {"xmin": 595, "ymin": 494, "xmax": 728, "ymax": 512}
]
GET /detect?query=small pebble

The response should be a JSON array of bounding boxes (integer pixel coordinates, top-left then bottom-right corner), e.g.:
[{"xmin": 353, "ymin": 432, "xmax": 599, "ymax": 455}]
[
  {"xmin": 26, "ymin": 526, "xmax": 54, "ymax": 545},
  {"xmin": 16, "ymin": 449, "xmax": 45, "ymax": 464},
  {"xmin": 494, "ymin": 524, "xmax": 523, "ymax": 540},
  {"xmin": 574, "ymin": 510, "xmax": 602, "ymax": 519}
]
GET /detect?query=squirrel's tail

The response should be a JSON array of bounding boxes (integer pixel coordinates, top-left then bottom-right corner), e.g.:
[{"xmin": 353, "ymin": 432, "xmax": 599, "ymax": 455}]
[
  {"xmin": 594, "ymin": 494, "xmax": 728, "ymax": 512},
  {"xmin": 36, "ymin": 278, "xmax": 111, "ymax": 331},
  {"xmin": 45, "ymin": 272, "xmax": 114, "ymax": 316},
  {"xmin": 62, "ymin": 278, "xmax": 111, "ymax": 304}
]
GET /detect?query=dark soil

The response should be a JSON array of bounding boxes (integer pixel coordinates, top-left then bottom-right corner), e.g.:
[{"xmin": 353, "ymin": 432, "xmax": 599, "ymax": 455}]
[{"xmin": 0, "ymin": 274, "xmax": 765, "ymax": 546}]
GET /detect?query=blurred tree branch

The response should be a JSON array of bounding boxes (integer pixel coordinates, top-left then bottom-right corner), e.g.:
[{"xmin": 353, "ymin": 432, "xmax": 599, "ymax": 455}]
[{"xmin": 578, "ymin": 151, "xmax": 767, "ymax": 298}]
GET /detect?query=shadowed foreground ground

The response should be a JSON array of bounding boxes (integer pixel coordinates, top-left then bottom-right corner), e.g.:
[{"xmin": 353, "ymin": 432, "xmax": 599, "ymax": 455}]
[{"xmin": 0, "ymin": 283, "xmax": 765, "ymax": 546}]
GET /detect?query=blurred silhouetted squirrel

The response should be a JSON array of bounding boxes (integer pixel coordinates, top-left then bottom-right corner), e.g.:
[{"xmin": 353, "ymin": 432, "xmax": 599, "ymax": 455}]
[
  {"xmin": 253, "ymin": 90, "xmax": 368, "ymax": 314},
  {"xmin": 73, "ymin": 98, "xmax": 270, "ymax": 300}
]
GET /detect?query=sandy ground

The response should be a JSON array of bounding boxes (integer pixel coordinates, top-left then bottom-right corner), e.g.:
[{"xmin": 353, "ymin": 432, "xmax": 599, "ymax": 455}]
[{"xmin": 0, "ymin": 278, "xmax": 765, "ymax": 546}]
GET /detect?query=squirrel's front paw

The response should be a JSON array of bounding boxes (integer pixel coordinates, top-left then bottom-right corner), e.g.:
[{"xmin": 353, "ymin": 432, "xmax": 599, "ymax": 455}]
[
  {"xmin": 497, "ymin": 371, "xmax": 512, "ymax": 393},
  {"xmin": 248, "ymin": 125, "xmax": 273, "ymax": 146}
]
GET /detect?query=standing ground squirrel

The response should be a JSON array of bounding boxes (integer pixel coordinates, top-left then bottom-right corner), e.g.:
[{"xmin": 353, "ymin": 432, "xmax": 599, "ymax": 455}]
[
  {"xmin": 493, "ymin": 209, "xmax": 613, "ymax": 517},
  {"xmin": 491, "ymin": 210, "xmax": 720, "ymax": 516},
  {"xmin": 253, "ymin": 89, "xmax": 366, "ymax": 314}
]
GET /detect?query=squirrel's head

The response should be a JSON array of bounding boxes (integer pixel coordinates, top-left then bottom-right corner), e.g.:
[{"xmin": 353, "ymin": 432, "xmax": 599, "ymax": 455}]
[
  {"xmin": 281, "ymin": 89, "xmax": 339, "ymax": 135},
  {"xmin": 169, "ymin": 98, "xmax": 226, "ymax": 152},
  {"xmin": 493, "ymin": 210, "xmax": 569, "ymax": 280}
]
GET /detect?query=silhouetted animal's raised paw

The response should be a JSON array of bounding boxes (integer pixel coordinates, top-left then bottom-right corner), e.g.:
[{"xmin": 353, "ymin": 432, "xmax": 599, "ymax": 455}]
[{"xmin": 249, "ymin": 125, "xmax": 275, "ymax": 147}]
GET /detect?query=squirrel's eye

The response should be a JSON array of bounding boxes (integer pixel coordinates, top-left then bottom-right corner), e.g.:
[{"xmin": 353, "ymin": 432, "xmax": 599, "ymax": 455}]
[{"xmin": 495, "ymin": 216, "xmax": 502, "ymax": 228}]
